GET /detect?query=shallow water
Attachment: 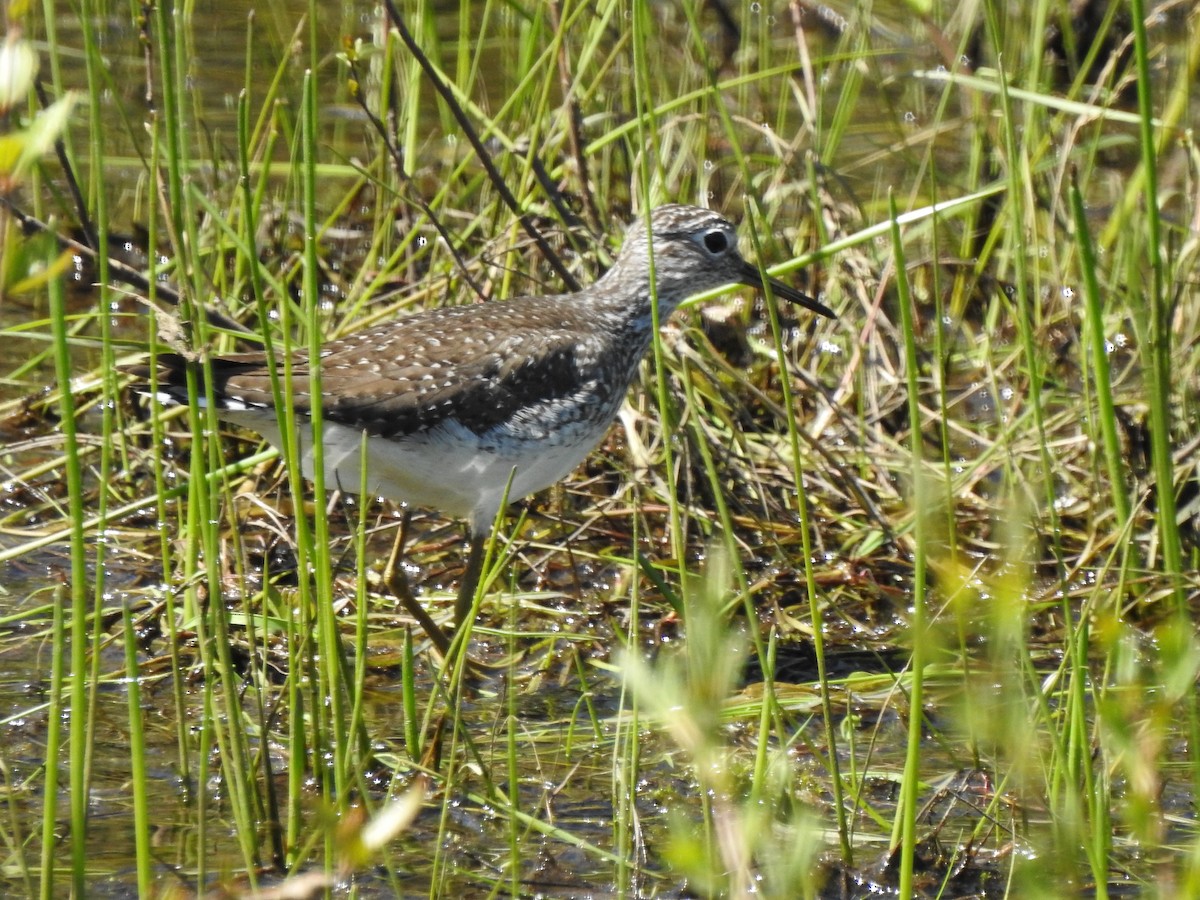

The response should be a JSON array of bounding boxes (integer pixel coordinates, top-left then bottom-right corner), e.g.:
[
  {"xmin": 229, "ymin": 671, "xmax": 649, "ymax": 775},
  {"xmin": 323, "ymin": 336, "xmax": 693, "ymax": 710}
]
[{"xmin": 2, "ymin": 0, "xmax": 1197, "ymax": 896}]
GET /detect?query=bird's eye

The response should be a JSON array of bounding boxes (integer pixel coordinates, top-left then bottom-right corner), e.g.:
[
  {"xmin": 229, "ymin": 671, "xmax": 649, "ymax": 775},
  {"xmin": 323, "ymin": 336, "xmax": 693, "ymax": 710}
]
[{"xmin": 702, "ymin": 229, "xmax": 730, "ymax": 255}]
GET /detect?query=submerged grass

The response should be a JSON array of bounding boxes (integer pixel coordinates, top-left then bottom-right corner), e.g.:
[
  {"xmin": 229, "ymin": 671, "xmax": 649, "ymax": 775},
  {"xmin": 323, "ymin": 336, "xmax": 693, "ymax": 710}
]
[{"xmin": 0, "ymin": 0, "xmax": 1197, "ymax": 897}]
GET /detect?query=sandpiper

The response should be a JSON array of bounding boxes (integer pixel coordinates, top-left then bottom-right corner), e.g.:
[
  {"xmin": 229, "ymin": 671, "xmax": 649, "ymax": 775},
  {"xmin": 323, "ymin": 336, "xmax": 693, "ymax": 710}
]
[{"xmin": 140, "ymin": 204, "xmax": 834, "ymax": 637}]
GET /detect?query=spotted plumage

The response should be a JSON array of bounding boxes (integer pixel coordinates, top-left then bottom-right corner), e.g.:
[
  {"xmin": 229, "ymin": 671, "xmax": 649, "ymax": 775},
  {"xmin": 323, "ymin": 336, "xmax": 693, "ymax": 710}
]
[{"xmin": 139, "ymin": 204, "xmax": 834, "ymax": 625}]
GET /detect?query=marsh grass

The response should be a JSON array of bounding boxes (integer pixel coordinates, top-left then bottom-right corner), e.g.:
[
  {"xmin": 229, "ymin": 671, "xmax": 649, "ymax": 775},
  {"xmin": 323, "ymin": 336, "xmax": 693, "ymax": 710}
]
[{"xmin": 0, "ymin": 0, "xmax": 1197, "ymax": 896}]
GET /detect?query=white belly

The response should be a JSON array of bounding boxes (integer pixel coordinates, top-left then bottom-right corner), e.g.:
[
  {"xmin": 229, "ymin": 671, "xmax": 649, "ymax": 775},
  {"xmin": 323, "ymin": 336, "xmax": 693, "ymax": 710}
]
[{"xmin": 220, "ymin": 409, "xmax": 600, "ymax": 533}]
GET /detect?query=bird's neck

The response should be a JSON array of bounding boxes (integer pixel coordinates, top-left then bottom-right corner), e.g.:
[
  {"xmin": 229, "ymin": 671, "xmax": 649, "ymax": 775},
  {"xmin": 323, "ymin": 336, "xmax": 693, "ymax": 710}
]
[{"xmin": 589, "ymin": 259, "xmax": 684, "ymax": 336}]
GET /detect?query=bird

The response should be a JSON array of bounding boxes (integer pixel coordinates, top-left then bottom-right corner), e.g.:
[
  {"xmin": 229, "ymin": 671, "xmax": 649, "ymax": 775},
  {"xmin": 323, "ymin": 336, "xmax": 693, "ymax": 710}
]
[{"xmin": 137, "ymin": 204, "xmax": 835, "ymax": 643}]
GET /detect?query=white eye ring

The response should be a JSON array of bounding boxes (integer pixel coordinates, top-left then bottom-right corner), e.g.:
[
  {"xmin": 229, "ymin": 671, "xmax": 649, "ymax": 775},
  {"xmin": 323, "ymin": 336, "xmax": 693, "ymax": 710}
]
[{"xmin": 700, "ymin": 228, "xmax": 731, "ymax": 256}]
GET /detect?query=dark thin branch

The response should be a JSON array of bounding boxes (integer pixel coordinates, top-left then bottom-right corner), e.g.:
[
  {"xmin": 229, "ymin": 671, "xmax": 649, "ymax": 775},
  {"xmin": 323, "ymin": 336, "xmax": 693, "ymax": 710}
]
[
  {"xmin": 343, "ymin": 56, "xmax": 487, "ymax": 301},
  {"xmin": 1, "ymin": 197, "xmax": 253, "ymax": 337},
  {"xmin": 34, "ymin": 80, "xmax": 95, "ymax": 249},
  {"xmin": 379, "ymin": 0, "xmax": 582, "ymax": 292},
  {"xmin": 549, "ymin": 0, "xmax": 600, "ymax": 234}
]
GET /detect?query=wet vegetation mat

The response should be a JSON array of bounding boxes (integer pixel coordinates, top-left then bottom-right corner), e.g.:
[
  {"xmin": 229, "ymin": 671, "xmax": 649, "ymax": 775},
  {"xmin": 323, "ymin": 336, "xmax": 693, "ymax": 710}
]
[{"xmin": 1, "ymin": 0, "xmax": 1198, "ymax": 896}]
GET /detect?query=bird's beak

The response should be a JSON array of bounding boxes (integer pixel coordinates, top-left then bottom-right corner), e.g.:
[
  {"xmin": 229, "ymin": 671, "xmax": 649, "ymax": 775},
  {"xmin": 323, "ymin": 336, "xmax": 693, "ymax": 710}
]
[{"xmin": 739, "ymin": 260, "xmax": 836, "ymax": 319}]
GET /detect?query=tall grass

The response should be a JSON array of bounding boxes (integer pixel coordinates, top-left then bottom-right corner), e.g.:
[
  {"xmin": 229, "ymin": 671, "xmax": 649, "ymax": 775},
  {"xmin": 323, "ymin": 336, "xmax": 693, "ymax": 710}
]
[{"xmin": 0, "ymin": 0, "xmax": 1196, "ymax": 896}]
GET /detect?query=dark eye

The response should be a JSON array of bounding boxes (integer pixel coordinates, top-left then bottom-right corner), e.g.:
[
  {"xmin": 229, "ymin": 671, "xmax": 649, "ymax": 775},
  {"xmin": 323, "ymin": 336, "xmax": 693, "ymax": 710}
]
[{"xmin": 702, "ymin": 229, "xmax": 729, "ymax": 255}]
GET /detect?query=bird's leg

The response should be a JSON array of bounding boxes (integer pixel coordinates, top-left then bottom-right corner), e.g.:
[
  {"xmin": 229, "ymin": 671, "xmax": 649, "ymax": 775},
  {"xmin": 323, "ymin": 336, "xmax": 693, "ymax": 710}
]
[
  {"xmin": 382, "ymin": 510, "xmax": 455, "ymax": 658},
  {"xmin": 455, "ymin": 531, "xmax": 488, "ymax": 628}
]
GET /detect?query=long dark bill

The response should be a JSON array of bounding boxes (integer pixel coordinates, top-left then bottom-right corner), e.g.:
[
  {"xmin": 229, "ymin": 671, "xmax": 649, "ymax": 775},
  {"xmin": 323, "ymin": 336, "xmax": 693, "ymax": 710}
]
[{"xmin": 739, "ymin": 260, "xmax": 836, "ymax": 319}]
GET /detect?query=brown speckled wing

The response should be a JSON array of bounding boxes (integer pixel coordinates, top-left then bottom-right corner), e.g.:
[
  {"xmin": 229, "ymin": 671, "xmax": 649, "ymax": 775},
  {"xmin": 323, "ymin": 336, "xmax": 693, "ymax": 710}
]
[
  {"xmin": 193, "ymin": 296, "xmax": 603, "ymax": 440},
  {"xmin": 314, "ymin": 327, "xmax": 593, "ymax": 438}
]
